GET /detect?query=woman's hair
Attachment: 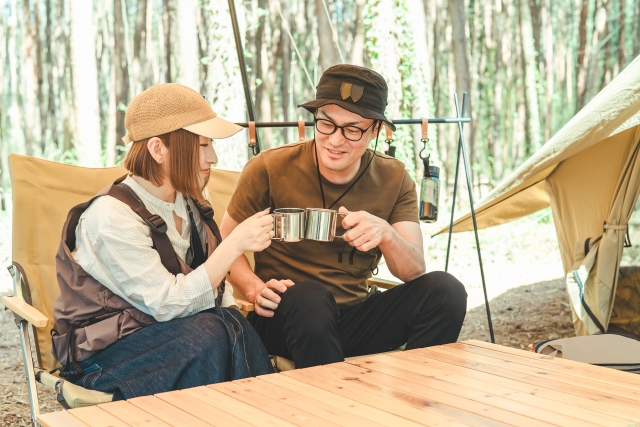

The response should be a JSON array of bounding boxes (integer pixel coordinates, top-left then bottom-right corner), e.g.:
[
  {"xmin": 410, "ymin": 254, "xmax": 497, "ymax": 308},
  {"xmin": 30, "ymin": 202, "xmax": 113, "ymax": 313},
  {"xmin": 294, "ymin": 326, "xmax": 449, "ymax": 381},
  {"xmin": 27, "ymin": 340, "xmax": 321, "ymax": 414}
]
[{"xmin": 124, "ymin": 129, "xmax": 204, "ymax": 201}]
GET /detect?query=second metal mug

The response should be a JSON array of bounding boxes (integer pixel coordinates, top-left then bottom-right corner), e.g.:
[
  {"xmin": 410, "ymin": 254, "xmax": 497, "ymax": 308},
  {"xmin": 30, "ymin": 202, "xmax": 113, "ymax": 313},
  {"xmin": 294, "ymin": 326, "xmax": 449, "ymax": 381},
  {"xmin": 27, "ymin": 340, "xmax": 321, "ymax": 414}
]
[
  {"xmin": 271, "ymin": 208, "xmax": 306, "ymax": 242},
  {"xmin": 304, "ymin": 208, "xmax": 348, "ymax": 242}
]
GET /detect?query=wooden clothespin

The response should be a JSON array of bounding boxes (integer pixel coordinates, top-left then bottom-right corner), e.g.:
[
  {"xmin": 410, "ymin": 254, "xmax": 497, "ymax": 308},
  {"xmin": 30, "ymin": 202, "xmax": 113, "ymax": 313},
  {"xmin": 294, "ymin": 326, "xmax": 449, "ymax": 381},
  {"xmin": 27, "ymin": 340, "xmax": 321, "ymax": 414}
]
[{"xmin": 298, "ymin": 120, "xmax": 306, "ymax": 141}]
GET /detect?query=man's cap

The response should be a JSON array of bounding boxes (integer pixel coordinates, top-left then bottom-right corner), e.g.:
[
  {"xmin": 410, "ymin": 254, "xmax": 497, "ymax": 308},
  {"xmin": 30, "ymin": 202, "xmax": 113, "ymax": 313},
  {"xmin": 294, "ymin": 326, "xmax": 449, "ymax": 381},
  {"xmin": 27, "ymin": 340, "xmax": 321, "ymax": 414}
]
[
  {"xmin": 298, "ymin": 64, "xmax": 395, "ymax": 131},
  {"xmin": 122, "ymin": 83, "xmax": 242, "ymax": 143}
]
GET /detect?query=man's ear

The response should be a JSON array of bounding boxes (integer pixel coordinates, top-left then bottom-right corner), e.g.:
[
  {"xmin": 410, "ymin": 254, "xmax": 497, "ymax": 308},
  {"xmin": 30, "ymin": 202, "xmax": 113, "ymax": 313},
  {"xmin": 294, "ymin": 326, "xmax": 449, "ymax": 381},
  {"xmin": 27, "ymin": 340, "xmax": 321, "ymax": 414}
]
[
  {"xmin": 371, "ymin": 121, "xmax": 382, "ymax": 139},
  {"xmin": 147, "ymin": 137, "xmax": 167, "ymax": 164}
]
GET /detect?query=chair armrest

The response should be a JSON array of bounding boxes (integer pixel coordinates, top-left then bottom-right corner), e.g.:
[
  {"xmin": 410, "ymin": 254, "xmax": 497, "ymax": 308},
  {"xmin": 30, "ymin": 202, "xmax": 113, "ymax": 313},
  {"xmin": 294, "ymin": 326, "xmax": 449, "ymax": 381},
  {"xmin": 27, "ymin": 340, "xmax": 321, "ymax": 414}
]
[
  {"xmin": 1, "ymin": 295, "xmax": 49, "ymax": 327},
  {"xmin": 234, "ymin": 296, "xmax": 254, "ymax": 312},
  {"xmin": 367, "ymin": 277, "xmax": 400, "ymax": 289}
]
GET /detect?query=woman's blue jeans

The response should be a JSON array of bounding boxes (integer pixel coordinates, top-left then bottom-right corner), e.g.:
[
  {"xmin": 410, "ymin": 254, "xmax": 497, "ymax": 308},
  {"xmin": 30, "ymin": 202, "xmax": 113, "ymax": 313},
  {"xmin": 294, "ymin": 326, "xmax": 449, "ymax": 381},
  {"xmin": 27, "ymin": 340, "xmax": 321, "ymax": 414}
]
[{"xmin": 74, "ymin": 307, "xmax": 274, "ymax": 400}]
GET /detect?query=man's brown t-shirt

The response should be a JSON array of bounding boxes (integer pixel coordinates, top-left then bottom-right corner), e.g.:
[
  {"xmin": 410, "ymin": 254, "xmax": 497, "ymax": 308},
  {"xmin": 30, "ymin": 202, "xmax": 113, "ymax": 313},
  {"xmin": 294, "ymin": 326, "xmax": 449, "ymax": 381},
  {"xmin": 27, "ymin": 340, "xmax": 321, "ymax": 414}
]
[{"xmin": 227, "ymin": 141, "xmax": 418, "ymax": 307}]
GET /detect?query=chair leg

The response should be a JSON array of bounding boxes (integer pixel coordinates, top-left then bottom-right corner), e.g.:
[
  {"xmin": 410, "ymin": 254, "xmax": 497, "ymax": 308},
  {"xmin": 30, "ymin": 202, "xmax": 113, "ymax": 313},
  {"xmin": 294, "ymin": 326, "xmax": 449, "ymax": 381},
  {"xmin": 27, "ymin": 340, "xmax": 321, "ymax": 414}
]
[
  {"xmin": 10, "ymin": 265, "xmax": 41, "ymax": 427},
  {"xmin": 19, "ymin": 319, "xmax": 41, "ymax": 427}
]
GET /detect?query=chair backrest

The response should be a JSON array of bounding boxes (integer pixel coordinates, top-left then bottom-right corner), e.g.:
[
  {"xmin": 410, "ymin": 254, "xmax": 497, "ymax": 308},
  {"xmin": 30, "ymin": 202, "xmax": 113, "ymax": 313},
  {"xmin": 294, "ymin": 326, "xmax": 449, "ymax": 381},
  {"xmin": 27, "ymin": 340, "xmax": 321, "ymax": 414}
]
[{"xmin": 9, "ymin": 154, "xmax": 241, "ymax": 370}]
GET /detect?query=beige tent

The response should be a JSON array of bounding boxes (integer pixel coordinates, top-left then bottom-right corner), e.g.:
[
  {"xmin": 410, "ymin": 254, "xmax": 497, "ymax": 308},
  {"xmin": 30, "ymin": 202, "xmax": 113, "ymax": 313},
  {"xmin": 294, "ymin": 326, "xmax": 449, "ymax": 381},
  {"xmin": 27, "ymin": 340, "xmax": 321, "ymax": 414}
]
[{"xmin": 439, "ymin": 54, "xmax": 640, "ymax": 337}]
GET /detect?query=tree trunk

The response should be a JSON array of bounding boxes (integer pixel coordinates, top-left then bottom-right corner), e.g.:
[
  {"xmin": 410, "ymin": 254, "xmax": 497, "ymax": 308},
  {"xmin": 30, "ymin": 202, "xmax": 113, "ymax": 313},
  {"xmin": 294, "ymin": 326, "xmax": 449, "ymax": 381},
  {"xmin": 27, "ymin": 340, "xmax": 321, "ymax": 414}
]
[
  {"xmin": 254, "ymin": 0, "xmax": 274, "ymax": 147},
  {"xmin": 544, "ymin": 0, "xmax": 554, "ymax": 142},
  {"xmin": 163, "ymin": 0, "xmax": 172, "ymax": 82},
  {"xmin": 518, "ymin": 0, "xmax": 542, "ymax": 155},
  {"xmin": 22, "ymin": 0, "xmax": 36, "ymax": 155},
  {"xmin": 618, "ymin": 0, "xmax": 626, "ymax": 70},
  {"xmin": 585, "ymin": 0, "xmax": 609, "ymax": 101},
  {"xmin": 280, "ymin": 15, "xmax": 292, "ymax": 142},
  {"xmin": 350, "ymin": 0, "xmax": 366, "ymax": 66},
  {"xmin": 176, "ymin": 0, "xmax": 200, "ymax": 91},
  {"xmin": 114, "ymin": 0, "xmax": 129, "ymax": 148},
  {"xmin": 70, "ymin": 0, "xmax": 102, "ymax": 166},
  {"xmin": 45, "ymin": 0, "xmax": 58, "ymax": 154},
  {"xmin": 0, "ymin": 10, "xmax": 6, "ymax": 190},
  {"xmin": 33, "ymin": 0, "xmax": 46, "ymax": 154},
  {"xmin": 576, "ymin": 0, "xmax": 589, "ymax": 109},
  {"xmin": 8, "ymin": 0, "xmax": 26, "ymax": 155},
  {"xmin": 316, "ymin": 0, "xmax": 338, "ymax": 72},
  {"xmin": 132, "ymin": 0, "xmax": 148, "ymax": 95},
  {"xmin": 448, "ymin": 0, "xmax": 474, "ymax": 184},
  {"xmin": 407, "ymin": 0, "xmax": 436, "ymax": 181}
]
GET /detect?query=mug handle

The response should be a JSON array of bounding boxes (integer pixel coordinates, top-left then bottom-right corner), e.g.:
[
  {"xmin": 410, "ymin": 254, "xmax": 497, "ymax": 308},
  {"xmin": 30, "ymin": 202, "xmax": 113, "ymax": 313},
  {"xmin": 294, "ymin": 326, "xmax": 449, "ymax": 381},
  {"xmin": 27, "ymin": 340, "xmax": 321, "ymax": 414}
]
[
  {"xmin": 270, "ymin": 213, "xmax": 283, "ymax": 241},
  {"xmin": 335, "ymin": 212, "xmax": 352, "ymax": 239}
]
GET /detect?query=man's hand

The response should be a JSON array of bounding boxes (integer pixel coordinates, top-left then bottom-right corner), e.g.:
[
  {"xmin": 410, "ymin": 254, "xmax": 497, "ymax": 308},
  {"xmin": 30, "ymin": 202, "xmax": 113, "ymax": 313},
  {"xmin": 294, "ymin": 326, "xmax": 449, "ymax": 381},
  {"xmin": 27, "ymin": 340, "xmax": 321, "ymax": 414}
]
[
  {"xmin": 339, "ymin": 206, "xmax": 392, "ymax": 252},
  {"xmin": 250, "ymin": 279, "xmax": 295, "ymax": 317}
]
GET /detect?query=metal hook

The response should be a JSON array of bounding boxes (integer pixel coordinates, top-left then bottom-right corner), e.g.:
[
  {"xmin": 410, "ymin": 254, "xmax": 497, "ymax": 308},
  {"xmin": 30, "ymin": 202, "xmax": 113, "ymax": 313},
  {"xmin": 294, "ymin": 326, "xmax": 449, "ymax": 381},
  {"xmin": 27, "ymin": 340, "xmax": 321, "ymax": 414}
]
[{"xmin": 419, "ymin": 138, "xmax": 430, "ymax": 160}]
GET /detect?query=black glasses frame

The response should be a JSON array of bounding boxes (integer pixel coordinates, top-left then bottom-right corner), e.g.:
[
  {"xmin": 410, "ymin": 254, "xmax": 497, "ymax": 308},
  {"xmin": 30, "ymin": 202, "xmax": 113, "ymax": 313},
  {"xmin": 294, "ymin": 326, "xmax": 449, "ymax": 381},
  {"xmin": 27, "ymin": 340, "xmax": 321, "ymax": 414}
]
[{"xmin": 314, "ymin": 117, "xmax": 377, "ymax": 141}]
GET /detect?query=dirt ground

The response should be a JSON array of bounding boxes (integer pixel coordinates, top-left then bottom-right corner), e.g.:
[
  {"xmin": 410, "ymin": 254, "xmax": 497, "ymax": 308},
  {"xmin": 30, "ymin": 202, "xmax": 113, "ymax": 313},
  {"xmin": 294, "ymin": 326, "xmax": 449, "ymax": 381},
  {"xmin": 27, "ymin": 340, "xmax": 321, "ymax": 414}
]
[{"xmin": 0, "ymin": 278, "xmax": 575, "ymax": 426}]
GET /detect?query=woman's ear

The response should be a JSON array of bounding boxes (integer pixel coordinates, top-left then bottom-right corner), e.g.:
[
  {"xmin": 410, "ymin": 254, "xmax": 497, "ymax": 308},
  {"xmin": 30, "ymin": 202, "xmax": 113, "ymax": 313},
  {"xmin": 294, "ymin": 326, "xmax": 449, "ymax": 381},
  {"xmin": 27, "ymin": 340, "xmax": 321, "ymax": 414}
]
[{"xmin": 147, "ymin": 137, "xmax": 168, "ymax": 164}]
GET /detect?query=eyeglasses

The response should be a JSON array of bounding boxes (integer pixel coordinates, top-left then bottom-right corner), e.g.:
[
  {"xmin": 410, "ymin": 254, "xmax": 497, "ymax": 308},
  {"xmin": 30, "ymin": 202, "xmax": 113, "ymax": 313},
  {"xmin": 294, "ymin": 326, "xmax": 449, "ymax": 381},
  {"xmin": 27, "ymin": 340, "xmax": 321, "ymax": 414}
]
[{"xmin": 314, "ymin": 118, "xmax": 376, "ymax": 142}]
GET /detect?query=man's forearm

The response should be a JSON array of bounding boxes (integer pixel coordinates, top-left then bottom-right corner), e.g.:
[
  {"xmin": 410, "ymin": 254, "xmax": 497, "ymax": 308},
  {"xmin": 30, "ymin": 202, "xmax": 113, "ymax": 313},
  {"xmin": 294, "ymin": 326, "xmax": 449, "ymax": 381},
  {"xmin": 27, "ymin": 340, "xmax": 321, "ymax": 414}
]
[
  {"xmin": 378, "ymin": 227, "xmax": 426, "ymax": 282},
  {"xmin": 227, "ymin": 253, "xmax": 265, "ymax": 302}
]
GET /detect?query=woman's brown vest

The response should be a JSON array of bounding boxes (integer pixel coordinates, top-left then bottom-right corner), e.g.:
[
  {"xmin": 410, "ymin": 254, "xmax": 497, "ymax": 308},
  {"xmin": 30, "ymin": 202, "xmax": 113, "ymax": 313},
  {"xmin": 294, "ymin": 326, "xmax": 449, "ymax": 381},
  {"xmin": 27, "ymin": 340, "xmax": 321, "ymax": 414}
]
[{"xmin": 51, "ymin": 176, "xmax": 225, "ymax": 378}]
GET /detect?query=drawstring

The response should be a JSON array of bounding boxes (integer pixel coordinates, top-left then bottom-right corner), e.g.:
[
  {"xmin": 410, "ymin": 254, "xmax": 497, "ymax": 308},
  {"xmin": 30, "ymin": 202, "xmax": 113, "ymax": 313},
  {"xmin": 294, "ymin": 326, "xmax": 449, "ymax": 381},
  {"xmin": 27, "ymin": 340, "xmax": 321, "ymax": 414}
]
[{"xmin": 313, "ymin": 121, "xmax": 382, "ymax": 210}]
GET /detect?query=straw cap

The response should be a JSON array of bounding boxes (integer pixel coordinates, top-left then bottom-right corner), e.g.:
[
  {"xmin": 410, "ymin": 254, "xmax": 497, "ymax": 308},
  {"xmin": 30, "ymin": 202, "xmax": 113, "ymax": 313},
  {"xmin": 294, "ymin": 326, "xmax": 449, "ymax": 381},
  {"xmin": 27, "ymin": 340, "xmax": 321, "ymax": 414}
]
[
  {"xmin": 122, "ymin": 83, "xmax": 242, "ymax": 143},
  {"xmin": 298, "ymin": 64, "xmax": 395, "ymax": 131}
]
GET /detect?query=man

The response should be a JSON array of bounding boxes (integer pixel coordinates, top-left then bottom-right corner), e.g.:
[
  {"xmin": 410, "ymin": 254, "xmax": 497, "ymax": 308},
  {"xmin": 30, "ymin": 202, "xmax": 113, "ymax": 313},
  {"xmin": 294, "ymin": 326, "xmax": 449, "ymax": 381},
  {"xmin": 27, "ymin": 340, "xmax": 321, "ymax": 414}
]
[{"xmin": 220, "ymin": 65, "xmax": 467, "ymax": 368}]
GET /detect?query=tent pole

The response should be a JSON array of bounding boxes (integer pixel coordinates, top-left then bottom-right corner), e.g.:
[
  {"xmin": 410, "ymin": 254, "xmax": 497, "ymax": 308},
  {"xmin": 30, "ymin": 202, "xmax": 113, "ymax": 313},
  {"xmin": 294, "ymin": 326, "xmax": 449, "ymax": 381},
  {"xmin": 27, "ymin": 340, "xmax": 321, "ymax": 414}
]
[
  {"xmin": 454, "ymin": 93, "xmax": 495, "ymax": 344},
  {"xmin": 444, "ymin": 103, "xmax": 465, "ymax": 272},
  {"xmin": 228, "ymin": 0, "xmax": 261, "ymax": 154}
]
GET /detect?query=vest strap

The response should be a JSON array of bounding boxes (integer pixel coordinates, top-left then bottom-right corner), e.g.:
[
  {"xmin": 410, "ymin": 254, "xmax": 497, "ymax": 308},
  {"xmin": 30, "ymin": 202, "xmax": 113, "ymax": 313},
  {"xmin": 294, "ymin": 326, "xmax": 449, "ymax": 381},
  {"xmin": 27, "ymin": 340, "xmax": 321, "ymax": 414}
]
[{"xmin": 107, "ymin": 183, "xmax": 181, "ymax": 275}]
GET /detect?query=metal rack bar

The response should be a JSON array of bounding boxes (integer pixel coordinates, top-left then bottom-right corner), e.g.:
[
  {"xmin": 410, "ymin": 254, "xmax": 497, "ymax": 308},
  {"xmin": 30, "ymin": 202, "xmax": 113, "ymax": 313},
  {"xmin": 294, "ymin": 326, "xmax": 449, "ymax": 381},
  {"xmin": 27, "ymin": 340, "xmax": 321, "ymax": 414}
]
[{"xmin": 234, "ymin": 118, "xmax": 471, "ymax": 128}]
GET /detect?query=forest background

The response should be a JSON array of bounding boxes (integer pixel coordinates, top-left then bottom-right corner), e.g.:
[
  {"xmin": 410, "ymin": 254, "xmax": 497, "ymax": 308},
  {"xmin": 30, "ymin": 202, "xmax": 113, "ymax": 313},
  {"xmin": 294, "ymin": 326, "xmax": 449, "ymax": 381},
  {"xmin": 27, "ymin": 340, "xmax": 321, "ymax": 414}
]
[{"xmin": 2, "ymin": 0, "xmax": 640, "ymax": 206}]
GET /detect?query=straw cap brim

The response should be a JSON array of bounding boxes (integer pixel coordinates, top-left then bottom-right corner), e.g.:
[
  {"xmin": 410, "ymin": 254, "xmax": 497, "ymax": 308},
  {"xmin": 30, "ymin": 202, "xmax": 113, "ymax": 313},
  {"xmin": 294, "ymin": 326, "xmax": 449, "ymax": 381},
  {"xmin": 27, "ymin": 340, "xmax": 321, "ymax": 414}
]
[
  {"xmin": 122, "ymin": 116, "xmax": 243, "ymax": 143},
  {"xmin": 182, "ymin": 116, "xmax": 243, "ymax": 139}
]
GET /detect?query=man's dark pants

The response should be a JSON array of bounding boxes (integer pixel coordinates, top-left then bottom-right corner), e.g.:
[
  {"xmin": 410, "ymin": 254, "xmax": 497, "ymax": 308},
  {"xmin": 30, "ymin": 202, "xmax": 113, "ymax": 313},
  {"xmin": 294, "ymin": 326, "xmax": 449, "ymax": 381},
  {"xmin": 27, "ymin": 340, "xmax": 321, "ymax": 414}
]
[{"xmin": 247, "ymin": 271, "xmax": 467, "ymax": 368}]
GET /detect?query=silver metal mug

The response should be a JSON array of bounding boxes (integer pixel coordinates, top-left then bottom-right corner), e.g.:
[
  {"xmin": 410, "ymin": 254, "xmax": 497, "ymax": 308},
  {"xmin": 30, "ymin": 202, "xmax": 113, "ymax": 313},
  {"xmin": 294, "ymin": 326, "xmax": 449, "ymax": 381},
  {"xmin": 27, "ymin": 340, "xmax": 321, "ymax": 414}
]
[
  {"xmin": 271, "ymin": 208, "xmax": 306, "ymax": 242},
  {"xmin": 304, "ymin": 208, "xmax": 348, "ymax": 242}
]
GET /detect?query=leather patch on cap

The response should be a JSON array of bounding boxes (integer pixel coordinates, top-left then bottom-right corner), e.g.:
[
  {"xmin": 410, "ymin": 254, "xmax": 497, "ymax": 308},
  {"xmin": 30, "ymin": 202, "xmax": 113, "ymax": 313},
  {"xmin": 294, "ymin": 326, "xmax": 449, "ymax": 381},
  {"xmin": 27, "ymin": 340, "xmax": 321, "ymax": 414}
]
[{"xmin": 340, "ymin": 82, "xmax": 364, "ymax": 103}]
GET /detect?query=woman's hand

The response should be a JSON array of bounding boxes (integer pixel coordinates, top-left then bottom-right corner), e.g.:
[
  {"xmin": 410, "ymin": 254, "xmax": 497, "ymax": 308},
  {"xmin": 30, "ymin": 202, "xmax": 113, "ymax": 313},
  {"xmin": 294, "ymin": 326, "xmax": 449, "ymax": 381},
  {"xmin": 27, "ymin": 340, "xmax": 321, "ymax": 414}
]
[{"xmin": 228, "ymin": 209, "xmax": 274, "ymax": 254}]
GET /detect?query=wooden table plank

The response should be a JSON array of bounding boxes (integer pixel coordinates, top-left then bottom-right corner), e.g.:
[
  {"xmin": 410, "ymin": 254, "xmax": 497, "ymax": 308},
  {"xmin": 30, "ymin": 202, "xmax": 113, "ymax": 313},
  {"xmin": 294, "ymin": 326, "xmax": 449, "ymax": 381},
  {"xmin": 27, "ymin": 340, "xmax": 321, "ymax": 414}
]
[
  {"xmin": 284, "ymin": 365, "xmax": 507, "ymax": 427},
  {"xmin": 430, "ymin": 346, "xmax": 640, "ymax": 403},
  {"xmin": 98, "ymin": 401, "xmax": 173, "ymax": 427},
  {"xmin": 69, "ymin": 406, "xmax": 134, "ymax": 427},
  {"xmin": 183, "ymin": 385, "xmax": 298, "ymax": 427},
  {"xmin": 209, "ymin": 379, "xmax": 341, "ymax": 427},
  {"xmin": 331, "ymin": 362, "xmax": 556, "ymax": 427},
  {"xmin": 259, "ymin": 372, "xmax": 425, "ymax": 427},
  {"xmin": 235, "ymin": 376, "xmax": 386, "ymax": 427},
  {"xmin": 38, "ymin": 411, "xmax": 91, "ymax": 427},
  {"xmin": 368, "ymin": 353, "xmax": 636, "ymax": 426},
  {"xmin": 456, "ymin": 341, "xmax": 640, "ymax": 391},
  {"xmin": 155, "ymin": 390, "xmax": 256, "ymax": 427},
  {"xmin": 386, "ymin": 350, "xmax": 640, "ymax": 421},
  {"xmin": 465, "ymin": 340, "xmax": 640, "ymax": 387},
  {"xmin": 128, "ymin": 395, "xmax": 214, "ymax": 427},
  {"xmin": 407, "ymin": 348, "xmax": 640, "ymax": 412},
  {"xmin": 349, "ymin": 355, "xmax": 631, "ymax": 427}
]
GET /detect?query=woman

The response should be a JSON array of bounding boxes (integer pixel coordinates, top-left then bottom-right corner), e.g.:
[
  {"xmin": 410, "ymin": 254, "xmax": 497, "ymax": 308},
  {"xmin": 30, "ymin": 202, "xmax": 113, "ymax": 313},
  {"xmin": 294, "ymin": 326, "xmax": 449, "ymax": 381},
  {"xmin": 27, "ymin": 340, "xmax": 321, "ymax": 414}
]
[{"xmin": 51, "ymin": 83, "xmax": 274, "ymax": 400}]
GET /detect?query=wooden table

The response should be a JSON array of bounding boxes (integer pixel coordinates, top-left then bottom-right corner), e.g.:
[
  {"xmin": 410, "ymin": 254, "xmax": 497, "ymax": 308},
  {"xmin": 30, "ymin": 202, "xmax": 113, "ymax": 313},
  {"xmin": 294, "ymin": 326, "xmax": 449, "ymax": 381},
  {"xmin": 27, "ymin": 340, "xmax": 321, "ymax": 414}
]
[{"xmin": 38, "ymin": 340, "xmax": 640, "ymax": 427}]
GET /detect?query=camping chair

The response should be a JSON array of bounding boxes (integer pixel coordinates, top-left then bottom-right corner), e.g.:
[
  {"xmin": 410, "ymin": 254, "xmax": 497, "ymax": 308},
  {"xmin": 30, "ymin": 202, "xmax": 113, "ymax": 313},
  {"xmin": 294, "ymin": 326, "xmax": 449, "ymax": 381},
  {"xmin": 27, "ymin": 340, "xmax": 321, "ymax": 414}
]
[{"xmin": 1, "ymin": 153, "xmax": 398, "ymax": 425}]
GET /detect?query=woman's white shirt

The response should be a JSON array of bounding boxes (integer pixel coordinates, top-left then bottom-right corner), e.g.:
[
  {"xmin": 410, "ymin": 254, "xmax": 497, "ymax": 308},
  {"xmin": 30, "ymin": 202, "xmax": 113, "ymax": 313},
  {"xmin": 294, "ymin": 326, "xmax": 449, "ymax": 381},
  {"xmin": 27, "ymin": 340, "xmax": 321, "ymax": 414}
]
[{"xmin": 73, "ymin": 175, "xmax": 235, "ymax": 322}]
